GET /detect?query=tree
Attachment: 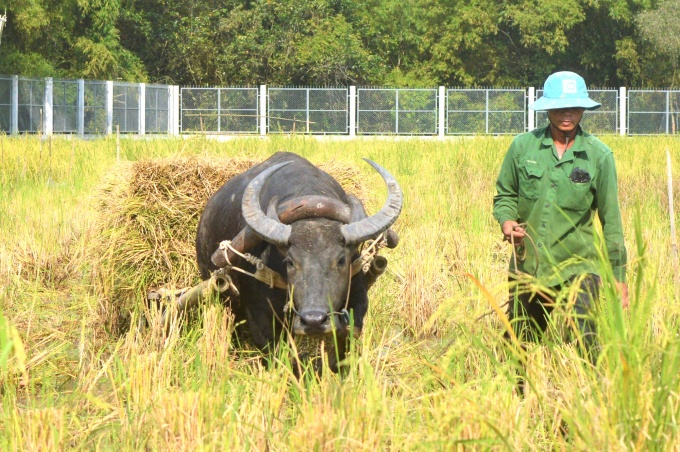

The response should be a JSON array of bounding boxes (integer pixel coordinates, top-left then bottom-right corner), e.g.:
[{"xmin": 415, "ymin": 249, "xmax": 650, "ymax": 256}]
[{"xmin": 637, "ymin": 0, "xmax": 680, "ymax": 87}]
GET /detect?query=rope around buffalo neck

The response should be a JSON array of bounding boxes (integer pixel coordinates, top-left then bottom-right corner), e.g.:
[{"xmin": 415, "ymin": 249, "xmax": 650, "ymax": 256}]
[{"xmin": 218, "ymin": 233, "xmax": 386, "ymax": 324}]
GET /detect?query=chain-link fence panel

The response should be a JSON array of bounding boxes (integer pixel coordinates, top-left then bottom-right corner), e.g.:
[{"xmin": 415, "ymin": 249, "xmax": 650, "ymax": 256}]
[
  {"xmin": 534, "ymin": 89, "xmax": 618, "ymax": 134},
  {"xmin": 18, "ymin": 77, "xmax": 44, "ymax": 133},
  {"xmin": 145, "ymin": 85, "xmax": 169, "ymax": 133},
  {"xmin": 181, "ymin": 88, "xmax": 258, "ymax": 133},
  {"xmin": 53, "ymin": 80, "xmax": 78, "ymax": 133},
  {"xmin": 357, "ymin": 88, "xmax": 436, "ymax": 135},
  {"xmin": 628, "ymin": 90, "xmax": 680, "ymax": 135},
  {"xmin": 0, "ymin": 76, "xmax": 11, "ymax": 133},
  {"xmin": 113, "ymin": 83, "xmax": 139, "ymax": 133},
  {"xmin": 85, "ymin": 81, "xmax": 107, "ymax": 134},
  {"xmin": 219, "ymin": 88, "xmax": 258, "ymax": 133},
  {"xmin": 181, "ymin": 88, "xmax": 218, "ymax": 132},
  {"xmin": 269, "ymin": 88, "xmax": 347, "ymax": 134},
  {"xmin": 447, "ymin": 89, "xmax": 525, "ymax": 135},
  {"xmin": 446, "ymin": 90, "xmax": 485, "ymax": 134},
  {"xmin": 488, "ymin": 90, "xmax": 525, "ymax": 134}
]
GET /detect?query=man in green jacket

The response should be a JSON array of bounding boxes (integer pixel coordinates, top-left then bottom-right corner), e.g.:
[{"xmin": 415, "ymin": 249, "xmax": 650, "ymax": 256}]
[{"xmin": 493, "ymin": 71, "xmax": 628, "ymax": 364}]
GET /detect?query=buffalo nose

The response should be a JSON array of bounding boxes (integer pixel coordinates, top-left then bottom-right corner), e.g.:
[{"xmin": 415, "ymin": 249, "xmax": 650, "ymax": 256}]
[{"xmin": 299, "ymin": 310, "xmax": 328, "ymax": 328}]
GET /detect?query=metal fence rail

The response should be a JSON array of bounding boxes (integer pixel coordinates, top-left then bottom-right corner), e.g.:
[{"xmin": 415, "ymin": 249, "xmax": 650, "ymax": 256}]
[
  {"xmin": 268, "ymin": 88, "xmax": 347, "ymax": 134},
  {"xmin": 534, "ymin": 89, "xmax": 618, "ymax": 134},
  {"xmin": 357, "ymin": 88, "xmax": 437, "ymax": 135},
  {"xmin": 628, "ymin": 90, "xmax": 680, "ymax": 135},
  {"xmin": 447, "ymin": 88, "xmax": 525, "ymax": 135},
  {"xmin": 181, "ymin": 87, "xmax": 258, "ymax": 133}
]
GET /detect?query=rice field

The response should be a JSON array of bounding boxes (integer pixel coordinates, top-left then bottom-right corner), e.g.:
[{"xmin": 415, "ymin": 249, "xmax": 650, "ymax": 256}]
[{"xmin": 1, "ymin": 134, "xmax": 680, "ymax": 450}]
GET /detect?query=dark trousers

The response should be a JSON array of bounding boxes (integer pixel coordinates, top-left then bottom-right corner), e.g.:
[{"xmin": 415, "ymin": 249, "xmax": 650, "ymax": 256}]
[{"xmin": 503, "ymin": 274, "xmax": 600, "ymax": 363}]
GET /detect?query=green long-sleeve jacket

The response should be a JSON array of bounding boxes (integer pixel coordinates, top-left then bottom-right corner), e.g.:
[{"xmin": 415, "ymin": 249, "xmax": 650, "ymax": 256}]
[{"xmin": 493, "ymin": 125, "xmax": 627, "ymax": 285}]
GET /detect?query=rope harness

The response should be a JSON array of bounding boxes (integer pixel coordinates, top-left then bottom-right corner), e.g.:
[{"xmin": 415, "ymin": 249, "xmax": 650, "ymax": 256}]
[
  {"xmin": 216, "ymin": 233, "xmax": 387, "ymax": 324},
  {"xmin": 509, "ymin": 223, "xmax": 539, "ymax": 277},
  {"xmin": 475, "ymin": 224, "xmax": 540, "ymax": 322}
]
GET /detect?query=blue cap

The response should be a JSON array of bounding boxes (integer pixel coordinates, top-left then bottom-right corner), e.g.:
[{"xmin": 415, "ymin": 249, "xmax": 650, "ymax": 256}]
[{"xmin": 529, "ymin": 71, "xmax": 601, "ymax": 111}]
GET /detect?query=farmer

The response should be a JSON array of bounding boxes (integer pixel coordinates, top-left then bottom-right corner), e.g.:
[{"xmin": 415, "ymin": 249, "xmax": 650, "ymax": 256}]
[{"xmin": 492, "ymin": 71, "xmax": 628, "ymax": 366}]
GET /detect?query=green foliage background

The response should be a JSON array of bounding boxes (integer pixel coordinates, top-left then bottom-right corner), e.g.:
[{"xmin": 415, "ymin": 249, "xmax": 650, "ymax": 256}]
[{"xmin": 0, "ymin": 0, "xmax": 677, "ymax": 87}]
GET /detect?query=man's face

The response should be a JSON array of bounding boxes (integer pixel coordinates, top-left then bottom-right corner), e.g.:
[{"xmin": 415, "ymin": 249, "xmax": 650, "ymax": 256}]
[{"xmin": 547, "ymin": 107, "xmax": 585, "ymax": 134}]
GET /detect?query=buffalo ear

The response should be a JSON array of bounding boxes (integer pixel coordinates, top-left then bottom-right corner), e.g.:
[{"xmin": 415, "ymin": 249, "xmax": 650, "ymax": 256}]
[
  {"xmin": 266, "ymin": 196, "xmax": 290, "ymax": 254},
  {"xmin": 347, "ymin": 194, "xmax": 368, "ymax": 223}
]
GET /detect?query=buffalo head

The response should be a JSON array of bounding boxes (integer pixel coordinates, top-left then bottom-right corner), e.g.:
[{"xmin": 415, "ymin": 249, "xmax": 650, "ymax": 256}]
[{"xmin": 241, "ymin": 159, "xmax": 403, "ymax": 336}]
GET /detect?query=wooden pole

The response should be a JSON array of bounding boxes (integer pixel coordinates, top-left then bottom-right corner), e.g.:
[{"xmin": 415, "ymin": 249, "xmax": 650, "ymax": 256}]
[
  {"xmin": 116, "ymin": 124, "xmax": 120, "ymax": 163},
  {"xmin": 667, "ymin": 149, "xmax": 679, "ymax": 297}
]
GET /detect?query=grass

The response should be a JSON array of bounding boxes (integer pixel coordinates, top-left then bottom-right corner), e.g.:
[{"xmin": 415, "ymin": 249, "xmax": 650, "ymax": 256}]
[{"xmin": 1, "ymin": 133, "xmax": 680, "ymax": 450}]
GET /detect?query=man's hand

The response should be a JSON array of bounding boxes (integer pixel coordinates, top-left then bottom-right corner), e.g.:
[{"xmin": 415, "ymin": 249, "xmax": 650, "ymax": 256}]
[
  {"xmin": 502, "ymin": 220, "xmax": 526, "ymax": 246},
  {"xmin": 616, "ymin": 282, "xmax": 629, "ymax": 309}
]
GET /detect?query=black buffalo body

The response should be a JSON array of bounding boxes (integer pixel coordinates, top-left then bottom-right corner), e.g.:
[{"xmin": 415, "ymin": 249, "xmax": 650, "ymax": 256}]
[{"xmin": 195, "ymin": 152, "xmax": 402, "ymax": 368}]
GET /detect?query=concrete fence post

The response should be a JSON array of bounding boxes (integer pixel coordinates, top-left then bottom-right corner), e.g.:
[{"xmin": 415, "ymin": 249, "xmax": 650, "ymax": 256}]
[
  {"xmin": 77, "ymin": 79, "xmax": 85, "ymax": 137},
  {"xmin": 619, "ymin": 87, "xmax": 627, "ymax": 136},
  {"xmin": 44, "ymin": 77, "xmax": 53, "ymax": 136},
  {"xmin": 106, "ymin": 81, "xmax": 113, "ymax": 135},
  {"xmin": 167, "ymin": 86, "xmax": 173, "ymax": 135},
  {"xmin": 139, "ymin": 83, "xmax": 146, "ymax": 135},
  {"xmin": 259, "ymin": 85, "xmax": 267, "ymax": 135},
  {"xmin": 10, "ymin": 75, "xmax": 18, "ymax": 135},
  {"xmin": 173, "ymin": 86, "xmax": 180, "ymax": 135},
  {"xmin": 527, "ymin": 87, "xmax": 535, "ymax": 131},
  {"xmin": 349, "ymin": 86, "xmax": 356, "ymax": 137},
  {"xmin": 438, "ymin": 86, "xmax": 445, "ymax": 137}
]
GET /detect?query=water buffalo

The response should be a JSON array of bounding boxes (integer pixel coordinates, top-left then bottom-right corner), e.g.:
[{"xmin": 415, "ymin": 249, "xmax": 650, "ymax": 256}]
[{"xmin": 194, "ymin": 152, "xmax": 402, "ymax": 370}]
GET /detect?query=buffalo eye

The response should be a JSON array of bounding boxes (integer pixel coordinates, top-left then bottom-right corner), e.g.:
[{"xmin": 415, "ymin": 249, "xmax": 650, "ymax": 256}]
[
  {"xmin": 337, "ymin": 255, "xmax": 346, "ymax": 267},
  {"xmin": 284, "ymin": 257, "xmax": 295, "ymax": 271}
]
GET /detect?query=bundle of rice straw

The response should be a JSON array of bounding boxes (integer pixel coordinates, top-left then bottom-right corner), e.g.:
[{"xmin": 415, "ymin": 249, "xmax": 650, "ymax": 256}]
[{"xmin": 90, "ymin": 155, "xmax": 368, "ymax": 334}]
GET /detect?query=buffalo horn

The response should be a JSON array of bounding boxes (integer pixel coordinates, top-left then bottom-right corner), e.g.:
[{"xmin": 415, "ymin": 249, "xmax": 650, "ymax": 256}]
[
  {"xmin": 347, "ymin": 194, "xmax": 399, "ymax": 248},
  {"xmin": 276, "ymin": 195, "xmax": 351, "ymax": 224},
  {"xmin": 341, "ymin": 159, "xmax": 403, "ymax": 246},
  {"xmin": 241, "ymin": 161, "xmax": 293, "ymax": 247}
]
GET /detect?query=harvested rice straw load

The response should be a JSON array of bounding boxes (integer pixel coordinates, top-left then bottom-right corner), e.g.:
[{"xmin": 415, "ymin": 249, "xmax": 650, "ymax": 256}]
[{"xmin": 90, "ymin": 155, "xmax": 369, "ymax": 334}]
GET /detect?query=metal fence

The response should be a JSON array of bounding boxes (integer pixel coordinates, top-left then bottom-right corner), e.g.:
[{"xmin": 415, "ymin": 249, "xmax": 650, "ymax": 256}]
[
  {"xmin": 535, "ymin": 89, "xmax": 619, "ymax": 135},
  {"xmin": 268, "ymin": 88, "xmax": 347, "ymax": 134},
  {"xmin": 357, "ymin": 88, "xmax": 437, "ymax": 135},
  {"xmin": 447, "ymin": 88, "xmax": 525, "ymax": 135},
  {"xmin": 181, "ymin": 87, "xmax": 258, "ymax": 133},
  {"xmin": 628, "ymin": 90, "xmax": 680, "ymax": 135},
  {"xmin": 2, "ymin": 74, "xmax": 680, "ymax": 137}
]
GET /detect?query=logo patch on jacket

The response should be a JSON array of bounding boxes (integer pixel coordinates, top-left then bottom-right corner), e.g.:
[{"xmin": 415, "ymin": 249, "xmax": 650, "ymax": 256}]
[{"xmin": 569, "ymin": 167, "xmax": 591, "ymax": 183}]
